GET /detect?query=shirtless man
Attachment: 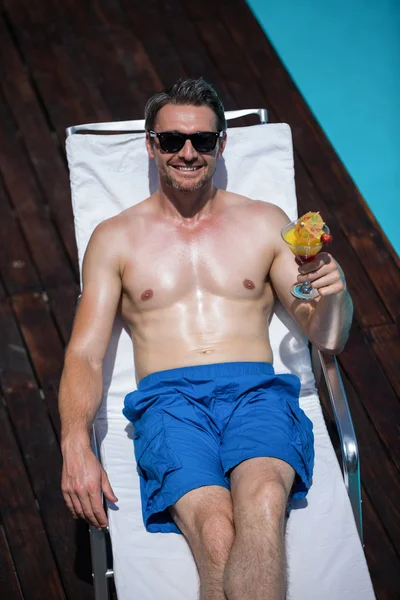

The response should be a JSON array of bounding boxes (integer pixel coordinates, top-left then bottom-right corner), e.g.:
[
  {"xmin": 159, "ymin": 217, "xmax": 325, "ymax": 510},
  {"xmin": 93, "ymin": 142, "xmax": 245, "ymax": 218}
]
[{"xmin": 59, "ymin": 78, "xmax": 353, "ymax": 600}]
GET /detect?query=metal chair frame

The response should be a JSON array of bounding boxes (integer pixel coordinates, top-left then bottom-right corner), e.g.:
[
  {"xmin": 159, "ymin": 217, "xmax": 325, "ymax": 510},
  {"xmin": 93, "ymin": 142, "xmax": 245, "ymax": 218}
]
[{"xmin": 67, "ymin": 109, "xmax": 362, "ymax": 600}]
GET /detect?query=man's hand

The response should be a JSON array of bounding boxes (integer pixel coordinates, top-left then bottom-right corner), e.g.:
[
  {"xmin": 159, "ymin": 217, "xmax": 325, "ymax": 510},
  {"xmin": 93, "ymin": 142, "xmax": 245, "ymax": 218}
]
[
  {"xmin": 61, "ymin": 439, "xmax": 118, "ymax": 529},
  {"xmin": 296, "ymin": 252, "xmax": 345, "ymax": 296}
]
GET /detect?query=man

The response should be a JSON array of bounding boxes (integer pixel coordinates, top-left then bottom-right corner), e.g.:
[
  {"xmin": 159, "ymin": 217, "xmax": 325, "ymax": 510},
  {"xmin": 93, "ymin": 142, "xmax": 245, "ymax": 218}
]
[{"xmin": 59, "ymin": 78, "xmax": 352, "ymax": 600}]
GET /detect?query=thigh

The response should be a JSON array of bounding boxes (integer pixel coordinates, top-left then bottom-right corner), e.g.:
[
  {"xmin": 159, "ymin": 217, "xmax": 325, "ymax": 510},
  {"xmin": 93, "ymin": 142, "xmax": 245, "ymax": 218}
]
[
  {"xmin": 134, "ymin": 402, "xmax": 229, "ymax": 533},
  {"xmin": 220, "ymin": 373, "xmax": 314, "ymax": 501}
]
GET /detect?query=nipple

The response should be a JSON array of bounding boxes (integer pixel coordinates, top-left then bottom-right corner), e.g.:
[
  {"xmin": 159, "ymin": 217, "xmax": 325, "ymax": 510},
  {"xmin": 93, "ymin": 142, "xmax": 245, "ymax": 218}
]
[
  {"xmin": 141, "ymin": 289, "xmax": 154, "ymax": 301},
  {"xmin": 243, "ymin": 279, "xmax": 256, "ymax": 290}
]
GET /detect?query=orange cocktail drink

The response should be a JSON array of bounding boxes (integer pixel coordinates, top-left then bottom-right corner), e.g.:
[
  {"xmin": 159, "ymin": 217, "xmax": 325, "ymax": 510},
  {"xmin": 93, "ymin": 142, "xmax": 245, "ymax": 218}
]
[
  {"xmin": 281, "ymin": 212, "xmax": 331, "ymax": 300},
  {"xmin": 282, "ymin": 226, "xmax": 325, "ymax": 264}
]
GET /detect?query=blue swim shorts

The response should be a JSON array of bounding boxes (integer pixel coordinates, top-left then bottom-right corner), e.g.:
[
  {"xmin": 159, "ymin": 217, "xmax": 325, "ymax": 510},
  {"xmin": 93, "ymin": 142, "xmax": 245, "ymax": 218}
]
[{"xmin": 122, "ymin": 362, "xmax": 314, "ymax": 534}]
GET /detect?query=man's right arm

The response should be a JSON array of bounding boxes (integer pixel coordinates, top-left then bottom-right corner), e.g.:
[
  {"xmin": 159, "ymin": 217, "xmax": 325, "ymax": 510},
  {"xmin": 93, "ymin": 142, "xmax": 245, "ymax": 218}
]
[{"xmin": 59, "ymin": 220, "xmax": 123, "ymax": 528}]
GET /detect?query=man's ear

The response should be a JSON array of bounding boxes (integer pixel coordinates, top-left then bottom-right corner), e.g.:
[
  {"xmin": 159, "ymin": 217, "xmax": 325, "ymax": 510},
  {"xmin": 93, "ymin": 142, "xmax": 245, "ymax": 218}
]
[
  {"xmin": 145, "ymin": 131, "xmax": 155, "ymax": 159},
  {"xmin": 217, "ymin": 131, "xmax": 227, "ymax": 158}
]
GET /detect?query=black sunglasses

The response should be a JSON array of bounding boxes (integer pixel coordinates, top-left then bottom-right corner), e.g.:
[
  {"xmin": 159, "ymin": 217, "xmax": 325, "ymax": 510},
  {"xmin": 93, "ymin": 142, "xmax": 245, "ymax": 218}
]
[{"xmin": 148, "ymin": 130, "xmax": 224, "ymax": 153}]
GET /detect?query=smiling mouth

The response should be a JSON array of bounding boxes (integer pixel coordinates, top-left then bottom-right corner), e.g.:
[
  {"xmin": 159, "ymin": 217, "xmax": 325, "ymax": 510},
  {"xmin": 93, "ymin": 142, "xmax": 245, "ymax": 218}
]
[{"xmin": 172, "ymin": 165, "xmax": 203, "ymax": 171}]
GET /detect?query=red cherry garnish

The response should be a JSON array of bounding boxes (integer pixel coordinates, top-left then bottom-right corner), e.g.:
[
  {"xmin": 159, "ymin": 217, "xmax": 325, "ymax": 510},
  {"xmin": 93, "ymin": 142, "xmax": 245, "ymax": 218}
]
[{"xmin": 321, "ymin": 233, "xmax": 333, "ymax": 244}]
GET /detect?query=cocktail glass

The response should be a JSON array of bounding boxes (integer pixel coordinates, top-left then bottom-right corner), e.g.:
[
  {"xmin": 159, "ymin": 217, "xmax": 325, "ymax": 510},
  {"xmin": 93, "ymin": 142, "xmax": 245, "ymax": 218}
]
[{"xmin": 281, "ymin": 220, "xmax": 330, "ymax": 300}]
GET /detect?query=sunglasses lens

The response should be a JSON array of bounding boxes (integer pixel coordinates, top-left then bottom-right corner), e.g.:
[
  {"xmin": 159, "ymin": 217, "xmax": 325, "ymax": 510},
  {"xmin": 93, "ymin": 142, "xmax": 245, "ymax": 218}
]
[
  {"xmin": 158, "ymin": 133, "xmax": 185, "ymax": 153},
  {"xmin": 192, "ymin": 133, "xmax": 218, "ymax": 152},
  {"xmin": 156, "ymin": 132, "xmax": 219, "ymax": 153}
]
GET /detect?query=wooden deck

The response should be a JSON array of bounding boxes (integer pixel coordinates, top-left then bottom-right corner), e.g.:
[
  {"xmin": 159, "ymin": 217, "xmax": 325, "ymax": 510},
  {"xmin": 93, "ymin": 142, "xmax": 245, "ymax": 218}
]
[{"xmin": 0, "ymin": 1, "xmax": 399, "ymax": 598}]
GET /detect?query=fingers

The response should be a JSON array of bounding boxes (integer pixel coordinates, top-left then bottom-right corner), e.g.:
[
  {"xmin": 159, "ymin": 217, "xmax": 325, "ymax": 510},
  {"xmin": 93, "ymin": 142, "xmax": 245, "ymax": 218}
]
[
  {"xmin": 63, "ymin": 489, "xmax": 87, "ymax": 523},
  {"xmin": 62, "ymin": 468, "xmax": 110, "ymax": 529},
  {"xmin": 297, "ymin": 261, "xmax": 336, "ymax": 284},
  {"xmin": 297, "ymin": 254, "xmax": 345, "ymax": 296},
  {"xmin": 63, "ymin": 492, "xmax": 78, "ymax": 519},
  {"xmin": 61, "ymin": 444, "xmax": 118, "ymax": 529},
  {"xmin": 310, "ymin": 274, "xmax": 345, "ymax": 296},
  {"xmin": 63, "ymin": 485, "xmax": 106, "ymax": 529},
  {"xmin": 69, "ymin": 493, "xmax": 85, "ymax": 521},
  {"xmin": 81, "ymin": 486, "xmax": 108, "ymax": 529},
  {"xmin": 75, "ymin": 470, "xmax": 119, "ymax": 529},
  {"xmin": 101, "ymin": 470, "xmax": 118, "ymax": 503},
  {"xmin": 297, "ymin": 252, "xmax": 332, "ymax": 275}
]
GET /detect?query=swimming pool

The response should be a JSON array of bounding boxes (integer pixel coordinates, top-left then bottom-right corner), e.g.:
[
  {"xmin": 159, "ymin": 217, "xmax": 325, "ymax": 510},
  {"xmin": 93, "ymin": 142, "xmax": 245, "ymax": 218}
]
[{"xmin": 247, "ymin": 0, "xmax": 400, "ymax": 256}]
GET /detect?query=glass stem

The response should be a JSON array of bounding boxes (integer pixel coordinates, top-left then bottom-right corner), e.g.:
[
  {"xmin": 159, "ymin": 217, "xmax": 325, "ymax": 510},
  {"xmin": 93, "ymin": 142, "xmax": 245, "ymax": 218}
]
[{"xmin": 300, "ymin": 280, "xmax": 313, "ymax": 294}]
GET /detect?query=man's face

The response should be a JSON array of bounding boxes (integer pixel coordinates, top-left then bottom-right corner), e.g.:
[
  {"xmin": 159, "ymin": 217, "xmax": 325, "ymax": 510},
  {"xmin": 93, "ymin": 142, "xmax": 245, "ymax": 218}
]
[{"xmin": 146, "ymin": 104, "xmax": 226, "ymax": 193}]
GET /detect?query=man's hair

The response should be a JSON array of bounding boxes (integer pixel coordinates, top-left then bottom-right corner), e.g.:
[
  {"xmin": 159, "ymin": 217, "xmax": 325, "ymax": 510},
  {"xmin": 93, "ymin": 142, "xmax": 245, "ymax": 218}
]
[{"xmin": 144, "ymin": 77, "xmax": 227, "ymax": 132}]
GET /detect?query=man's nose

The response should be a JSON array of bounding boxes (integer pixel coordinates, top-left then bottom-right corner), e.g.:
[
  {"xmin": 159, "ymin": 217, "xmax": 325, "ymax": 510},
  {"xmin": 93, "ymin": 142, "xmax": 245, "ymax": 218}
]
[{"xmin": 178, "ymin": 139, "xmax": 198, "ymax": 161}]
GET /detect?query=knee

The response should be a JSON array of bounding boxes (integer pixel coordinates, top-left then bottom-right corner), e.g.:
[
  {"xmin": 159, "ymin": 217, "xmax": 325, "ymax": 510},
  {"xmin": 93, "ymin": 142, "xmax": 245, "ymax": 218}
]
[
  {"xmin": 243, "ymin": 479, "xmax": 290, "ymax": 525},
  {"xmin": 197, "ymin": 512, "xmax": 235, "ymax": 566}
]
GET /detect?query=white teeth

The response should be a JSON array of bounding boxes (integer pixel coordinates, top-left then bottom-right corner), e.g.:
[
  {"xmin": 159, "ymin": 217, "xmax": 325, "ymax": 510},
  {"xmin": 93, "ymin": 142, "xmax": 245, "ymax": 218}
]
[{"xmin": 175, "ymin": 166, "xmax": 200, "ymax": 171}]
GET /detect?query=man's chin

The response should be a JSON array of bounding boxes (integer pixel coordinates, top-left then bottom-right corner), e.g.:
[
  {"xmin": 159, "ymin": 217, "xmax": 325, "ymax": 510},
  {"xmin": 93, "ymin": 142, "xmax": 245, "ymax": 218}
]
[
  {"xmin": 165, "ymin": 174, "xmax": 212, "ymax": 193},
  {"xmin": 170, "ymin": 179, "xmax": 208, "ymax": 192}
]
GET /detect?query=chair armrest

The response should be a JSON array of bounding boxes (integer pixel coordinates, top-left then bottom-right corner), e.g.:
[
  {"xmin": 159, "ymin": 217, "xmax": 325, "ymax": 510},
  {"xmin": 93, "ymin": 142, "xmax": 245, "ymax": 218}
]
[
  {"xmin": 317, "ymin": 350, "xmax": 363, "ymax": 543},
  {"xmin": 89, "ymin": 426, "xmax": 114, "ymax": 599},
  {"xmin": 90, "ymin": 425, "xmax": 102, "ymax": 493}
]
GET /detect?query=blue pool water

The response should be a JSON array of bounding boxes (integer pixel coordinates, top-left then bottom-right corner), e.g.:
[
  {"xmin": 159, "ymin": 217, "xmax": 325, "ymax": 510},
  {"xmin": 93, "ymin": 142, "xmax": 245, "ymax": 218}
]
[{"xmin": 247, "ymin": 0, "xmax": 400, "ymax": 256}]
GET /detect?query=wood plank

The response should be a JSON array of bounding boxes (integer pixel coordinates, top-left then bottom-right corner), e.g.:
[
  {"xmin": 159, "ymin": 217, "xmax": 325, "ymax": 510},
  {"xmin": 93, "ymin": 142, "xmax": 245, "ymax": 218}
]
[
  {"xmin": 339, "ymin": 323, "xmax": 400, "ymax": 473},
  {"xmin": 11, "ymin": 293, "xmax": 66, "ymax": 437},
  {"xmin": 365, "ymin": 323, "xmax": 400, "ymax": 398},
  {"xmin": 155, "ymin": 0, "xmax": 254, "ymax": 129},
  {"xmin": 0, "ymin": 401, "xmax": 65, "ymax": 600},
  {"xmin": 0, "ymin": 89, "xmax": 76, "ymax": 291},
  {"xmin": 2, "ymin": 389, "xmax": 93, "ymax": 599},
  {"xmin": 157, "ymin": 0, "xmax": 237, "ymax": 108},
  {"xmin": 54, "ymin": 0, "xmax": 158, "ymax": 119},
  {"xmin": 168, "ymin": 1, "xmax": 391, "ymax": 328},
  {"xmin": 3, "ymin": 0, "xmax": 112, "ymax": 142},
  {"xmin": 0, "ymin": 177, "xmax": 42, "ymax": 296},
  {"xmin": 0, "ymin": 15, "xmax": 78, "ymax": 270},
  {"xmin": 91, "ymin": 0, "xmax": 162, "ymax": 101},
  {"xmin": 119, "ymin": 0, "xmax": 187, "ymax": 86},
  {"xmin": 0, "ymin": 276, "xmax": 6, "ymax": 300},
  {"xmin": 362, "ymin": 489, "xmax": 400, "ymax": 600},
  {"xmin": 133, "ymin": 0, "xmax": 252, "ymax": 123},
  {"xmin": 293, "ymin": 153, "xmax": 391, "ymax": 327},
  {"xmin": 0, "ymin": 303, "xmax": 37, "ymax": 394},
  {"xmin": 183, "ymin": 2, "xmax": 268, "ymax": 109},
  {"xmin": 0, "ymin": 299, "xmax": 93, "ymax": 598},
  {"xmin": 211, "ymin": 0, "xmax": 400, "ymax": 319},
  {"xmin": 0, "ymin": 523, "xmax": 23, "ymax": 599}
]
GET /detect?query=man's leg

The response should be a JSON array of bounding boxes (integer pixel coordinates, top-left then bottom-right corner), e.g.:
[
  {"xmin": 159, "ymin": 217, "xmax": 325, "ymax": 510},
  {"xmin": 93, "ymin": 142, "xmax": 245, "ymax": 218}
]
[
  {"xmin": 169, "ymin": 485, "xmax": 235, "ymax": 600},
  {"xmin": 223, "ymin": 457, "xmax": 295, "ymax": 600}
]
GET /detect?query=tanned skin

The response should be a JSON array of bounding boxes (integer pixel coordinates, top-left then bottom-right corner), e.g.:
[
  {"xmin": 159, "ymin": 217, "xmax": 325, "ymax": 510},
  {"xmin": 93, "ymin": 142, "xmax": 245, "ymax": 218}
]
[{"xmin": 59, "ymin": 104, "xmax": 352, "ymax": 600}]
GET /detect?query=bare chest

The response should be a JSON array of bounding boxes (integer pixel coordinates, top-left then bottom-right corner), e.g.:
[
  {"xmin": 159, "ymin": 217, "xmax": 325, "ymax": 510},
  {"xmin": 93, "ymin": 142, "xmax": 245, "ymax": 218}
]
[{"xmin": 121, "ymin": 218, "xmax": 273, "ymax": 310}]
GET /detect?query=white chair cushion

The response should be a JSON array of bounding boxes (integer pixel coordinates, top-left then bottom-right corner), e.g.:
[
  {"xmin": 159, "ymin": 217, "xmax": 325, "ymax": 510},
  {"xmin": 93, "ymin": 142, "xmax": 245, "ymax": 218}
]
[{"xmin": 66, "ymin": 123, "xmax": 374, "ymax": 599}]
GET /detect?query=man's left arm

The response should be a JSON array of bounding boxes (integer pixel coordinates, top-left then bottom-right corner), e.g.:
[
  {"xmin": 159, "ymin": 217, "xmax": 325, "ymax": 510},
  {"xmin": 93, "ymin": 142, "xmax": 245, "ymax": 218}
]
[
  {"xmin": 268, "ymin": 208, "xmax": 353, "ymax": 354},
  {"xmin": 295, "ymin": 252, "xmax": 353, "ymax": 353}
]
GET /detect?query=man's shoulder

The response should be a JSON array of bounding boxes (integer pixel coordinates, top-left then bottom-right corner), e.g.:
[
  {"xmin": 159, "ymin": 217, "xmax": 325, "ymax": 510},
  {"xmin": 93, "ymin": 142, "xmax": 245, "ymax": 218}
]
[
  {"xmin": 94, "ymin": 197, "xmax": 153, "ymax": 238},
  {"xmin": 90, "ymin": 214, "xmax": 125, "ymax": 247},
  {"xmin": 221, "ymin": 191, "xmax": 289, "ymax": 222}
]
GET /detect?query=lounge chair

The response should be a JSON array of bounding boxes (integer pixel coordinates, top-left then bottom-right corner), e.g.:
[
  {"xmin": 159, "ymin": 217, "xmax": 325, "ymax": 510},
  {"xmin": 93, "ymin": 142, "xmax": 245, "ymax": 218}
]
[{"xmin": 65, "ymin": 110, "xmax": 375, "ymax": 600}]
